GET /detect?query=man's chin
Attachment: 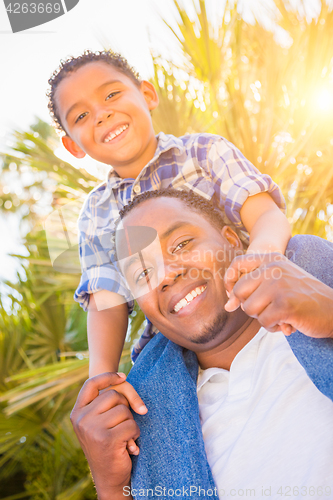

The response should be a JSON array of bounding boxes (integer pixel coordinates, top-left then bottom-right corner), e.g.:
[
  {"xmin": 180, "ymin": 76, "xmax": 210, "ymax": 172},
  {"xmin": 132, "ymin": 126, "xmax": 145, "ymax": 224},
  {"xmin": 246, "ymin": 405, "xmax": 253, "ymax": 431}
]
[{"xmin": 189, "ymin": 310, "xmax": 228, "ymax": 345}]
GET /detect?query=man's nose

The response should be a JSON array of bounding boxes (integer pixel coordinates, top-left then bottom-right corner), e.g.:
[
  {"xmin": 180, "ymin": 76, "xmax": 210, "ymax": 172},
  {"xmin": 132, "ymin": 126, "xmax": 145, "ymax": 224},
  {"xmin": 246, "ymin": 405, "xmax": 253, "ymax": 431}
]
[{"xmin": 159, "ymin": 262, "xmax": 187, "ymax": 292}]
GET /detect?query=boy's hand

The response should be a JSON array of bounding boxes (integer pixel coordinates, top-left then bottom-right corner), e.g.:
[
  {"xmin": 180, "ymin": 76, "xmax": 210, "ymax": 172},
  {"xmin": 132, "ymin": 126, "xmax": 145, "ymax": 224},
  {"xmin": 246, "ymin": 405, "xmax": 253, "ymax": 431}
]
[
  {"xmin": 102, "ymin": 379, "xmax": 148, "ymax": 455},
  {"xmin": 70, "ymin": 372, "xmax": 141, "ymax": 500},
  {"xmin": 224, "ymin": 253, "xmax": 295, "ymax": 335},
  {"xmin": 224, "ymin": 253, "xmax": 282, "ymax": 311}
]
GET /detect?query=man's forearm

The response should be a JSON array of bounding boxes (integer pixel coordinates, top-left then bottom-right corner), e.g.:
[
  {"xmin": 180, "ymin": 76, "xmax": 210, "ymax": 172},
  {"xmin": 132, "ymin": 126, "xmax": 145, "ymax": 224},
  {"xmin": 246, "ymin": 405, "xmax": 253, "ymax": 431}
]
[
  {"xmin": 95, "ymin": 482, "xmax": 133, "ymax": 500},
  {"xmin": 70, "ymin": 374, "xmax": 140, "ymax": 500}
]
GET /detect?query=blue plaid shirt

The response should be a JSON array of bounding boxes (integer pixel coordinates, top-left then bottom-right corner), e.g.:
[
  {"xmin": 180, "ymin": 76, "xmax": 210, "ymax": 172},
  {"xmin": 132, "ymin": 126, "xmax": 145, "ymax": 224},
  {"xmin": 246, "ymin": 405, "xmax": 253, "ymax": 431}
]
[{"xmin": 74, "ymin": 132, "xmax": 285, "ymax": 360}]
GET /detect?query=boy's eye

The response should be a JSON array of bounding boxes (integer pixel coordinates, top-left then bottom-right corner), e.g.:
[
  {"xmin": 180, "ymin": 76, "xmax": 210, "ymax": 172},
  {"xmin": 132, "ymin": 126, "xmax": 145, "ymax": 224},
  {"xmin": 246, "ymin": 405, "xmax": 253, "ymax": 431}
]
[
  {"xmin": 75, "ymin": 112, "xmax": 88, "ymax": 123},
  {"xmin": 173, "ymin": 239, "xmax": 192, "ymax": 253},
  {"xmin": 106, "ymin": 91, "xmax": 120, "ymax": 100}
]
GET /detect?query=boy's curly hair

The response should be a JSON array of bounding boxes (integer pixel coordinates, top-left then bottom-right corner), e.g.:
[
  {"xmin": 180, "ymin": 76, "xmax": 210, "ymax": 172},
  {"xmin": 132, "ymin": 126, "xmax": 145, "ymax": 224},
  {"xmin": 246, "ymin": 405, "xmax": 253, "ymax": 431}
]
[{"xmin": 47, "ymin": 50, "xmax": 141, "ymax": 133}]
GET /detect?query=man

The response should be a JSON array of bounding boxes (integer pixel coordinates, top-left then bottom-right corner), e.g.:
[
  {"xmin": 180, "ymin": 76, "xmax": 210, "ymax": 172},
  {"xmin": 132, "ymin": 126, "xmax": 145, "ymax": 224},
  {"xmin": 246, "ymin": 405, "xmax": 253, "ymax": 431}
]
[{"xmin": 71, "ymin": 189, "xmax": 333, "ymax": 500}]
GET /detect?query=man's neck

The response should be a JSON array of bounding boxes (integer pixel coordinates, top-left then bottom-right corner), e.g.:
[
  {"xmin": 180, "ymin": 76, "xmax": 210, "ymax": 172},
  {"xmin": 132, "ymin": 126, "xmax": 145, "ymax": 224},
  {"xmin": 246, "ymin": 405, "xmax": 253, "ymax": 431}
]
[{"xmin": 197, "ymin": 318, "xmax": 261, "ymax": 371}]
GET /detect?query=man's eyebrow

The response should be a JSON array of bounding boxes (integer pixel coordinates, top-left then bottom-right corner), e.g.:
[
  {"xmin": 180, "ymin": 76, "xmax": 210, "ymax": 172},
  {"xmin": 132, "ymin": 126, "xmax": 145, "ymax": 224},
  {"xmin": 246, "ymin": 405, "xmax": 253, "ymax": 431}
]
[
  {"xmin": 160, "ymin": 221, "xmax": 192, "ymax": 240},
  {"xmin": 65, "ymin": 80, "xmax": 123, "ymax": 120}
]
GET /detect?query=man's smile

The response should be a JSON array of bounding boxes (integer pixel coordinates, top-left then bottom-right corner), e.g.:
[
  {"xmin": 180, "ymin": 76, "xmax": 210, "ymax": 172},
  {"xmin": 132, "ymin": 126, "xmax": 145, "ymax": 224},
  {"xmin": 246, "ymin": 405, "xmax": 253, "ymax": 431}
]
[{"xmin": 170, "ymin": 284, "xmax": 207, "ymax": 314}]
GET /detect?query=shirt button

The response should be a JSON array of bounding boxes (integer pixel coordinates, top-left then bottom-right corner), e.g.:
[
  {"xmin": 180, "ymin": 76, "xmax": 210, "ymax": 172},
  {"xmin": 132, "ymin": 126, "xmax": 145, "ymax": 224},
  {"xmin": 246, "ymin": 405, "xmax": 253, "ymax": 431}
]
[{"xmin": 133, "ymin": 185, "xmax": 141, "ymax": 194}]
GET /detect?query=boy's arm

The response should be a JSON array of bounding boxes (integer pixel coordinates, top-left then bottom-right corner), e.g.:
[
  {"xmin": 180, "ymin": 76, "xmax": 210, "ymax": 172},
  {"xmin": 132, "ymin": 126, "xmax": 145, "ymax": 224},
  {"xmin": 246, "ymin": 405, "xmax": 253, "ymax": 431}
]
[
  {"xmin": 87, "ymin": 291, "xmax": 128, "ymax": 377},
  {"xmin": 225, "ymin": 192, "xmax": 291, "ymax": 315},
  {"xmin": 240, "ymin": 192, "xmax": 291, "ymax": 255}
]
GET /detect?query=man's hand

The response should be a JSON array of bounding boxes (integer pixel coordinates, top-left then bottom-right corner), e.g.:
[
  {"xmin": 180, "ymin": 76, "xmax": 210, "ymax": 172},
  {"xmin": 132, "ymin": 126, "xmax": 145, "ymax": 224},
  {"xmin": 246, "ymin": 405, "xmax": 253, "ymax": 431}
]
[
  {"xmin": 103, "ymin": 379, "xmax": 147, "ymax": 455},
  {"xmin": 224, "ymin": 253, "xmax": 333, "ymax": 338},
  {"xmin": 70, "ymin": 372, "xmax": 142, "ymax": 500}
]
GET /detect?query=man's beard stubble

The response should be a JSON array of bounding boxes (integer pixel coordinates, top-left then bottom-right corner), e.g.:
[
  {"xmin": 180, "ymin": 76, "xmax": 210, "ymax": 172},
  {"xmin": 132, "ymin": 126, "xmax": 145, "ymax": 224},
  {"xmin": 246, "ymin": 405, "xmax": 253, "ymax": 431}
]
[{"xmin": 190, "ymin": 309, "xmax": 229, "ymax": 344}]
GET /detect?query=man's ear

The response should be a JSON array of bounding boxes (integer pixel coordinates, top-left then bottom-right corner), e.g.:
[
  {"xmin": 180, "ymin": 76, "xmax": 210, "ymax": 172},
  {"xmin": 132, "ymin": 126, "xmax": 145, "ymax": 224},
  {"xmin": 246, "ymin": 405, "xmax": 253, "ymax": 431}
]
[
  {"xmin": 62, "ymin": 135, "xmax": 86, "ymax": 159},
  {"xmin": 221, "ymin": 226, "xmax": 243, "ymax": 250},
  {"xmin": 140, "ymin": 80, "xmax": 159, "ymax": 111}
]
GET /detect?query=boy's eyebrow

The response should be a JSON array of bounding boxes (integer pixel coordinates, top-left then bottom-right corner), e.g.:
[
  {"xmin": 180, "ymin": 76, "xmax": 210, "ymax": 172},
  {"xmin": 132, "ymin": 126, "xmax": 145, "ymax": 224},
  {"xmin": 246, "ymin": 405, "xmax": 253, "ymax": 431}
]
[
  {"xmin": 66, "ymin": 102, "xmax": 84, "ymax": 120},
  {"xmin": 98, "ymin": 80, "xmax": 123, "ymax": 90},
  {"xmin": 65, "ymin": 80, "xmax": 123, "ymax": 120}
]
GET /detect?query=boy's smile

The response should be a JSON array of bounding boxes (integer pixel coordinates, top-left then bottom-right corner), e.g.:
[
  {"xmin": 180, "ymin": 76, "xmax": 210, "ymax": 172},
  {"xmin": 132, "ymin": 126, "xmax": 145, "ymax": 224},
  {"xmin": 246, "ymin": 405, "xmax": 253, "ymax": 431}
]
[{"xmin": 55, "ymin": 62, "xmax": 159, "ymax": 179}]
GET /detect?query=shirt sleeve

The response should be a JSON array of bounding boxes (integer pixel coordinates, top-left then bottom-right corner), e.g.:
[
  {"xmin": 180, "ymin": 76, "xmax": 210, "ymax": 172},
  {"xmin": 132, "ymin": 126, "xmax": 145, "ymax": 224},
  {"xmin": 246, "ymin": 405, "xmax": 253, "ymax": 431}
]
[
  {"xmin": 74, "ymin": 192, "xmax": 134, "ymax": 312},
  {"xmin": 207, "ymin": 137, "xmax": 286, "ymax": 231}
]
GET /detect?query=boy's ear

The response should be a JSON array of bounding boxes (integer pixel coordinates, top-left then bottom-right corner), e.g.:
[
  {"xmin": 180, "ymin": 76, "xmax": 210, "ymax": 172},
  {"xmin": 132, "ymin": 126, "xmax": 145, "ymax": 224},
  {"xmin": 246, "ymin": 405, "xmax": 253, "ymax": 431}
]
[
  {"xmin": 62, "ymin": 135, "xmax": 86, "ymax": 159},
  {"xmin": 140, "ymin": 80, "xmax": 159, "ymax": 111}
]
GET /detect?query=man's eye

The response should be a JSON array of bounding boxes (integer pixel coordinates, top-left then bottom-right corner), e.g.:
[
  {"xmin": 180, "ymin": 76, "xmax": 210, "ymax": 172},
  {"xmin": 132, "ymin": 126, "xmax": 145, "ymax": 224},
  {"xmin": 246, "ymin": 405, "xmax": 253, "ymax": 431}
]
[
  {"xmin": 173, "ymin": 239, "xmax": 192, "ymax": 253},
  {"xmin": 106, "ymin": 91, "xmax": 120, "ymax": 100},
  {"xmin": 136, "ymin": 267, "xmax": 153, "ymax": 283},
  {"xmin": 75, "ymin": 112, "xmax": 88, "ymax": 123}
]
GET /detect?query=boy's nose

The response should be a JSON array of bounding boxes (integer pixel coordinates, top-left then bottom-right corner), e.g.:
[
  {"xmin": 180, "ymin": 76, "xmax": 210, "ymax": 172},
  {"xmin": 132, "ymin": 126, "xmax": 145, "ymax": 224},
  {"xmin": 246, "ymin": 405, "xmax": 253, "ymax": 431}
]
[{"xmin": 96, "ymin": 109, "xmax": 114, "ymax": 126}]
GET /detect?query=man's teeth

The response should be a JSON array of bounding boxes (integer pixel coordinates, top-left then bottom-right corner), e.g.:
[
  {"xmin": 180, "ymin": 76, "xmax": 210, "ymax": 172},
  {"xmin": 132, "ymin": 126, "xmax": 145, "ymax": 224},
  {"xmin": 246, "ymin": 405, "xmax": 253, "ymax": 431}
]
[
  {"xmin": 173, "ymin": 285, "xmax": 206, "ymax": 313},
  {"xmin": 104, "ymin": 124, "xmax": 128, "ymax": 143}
]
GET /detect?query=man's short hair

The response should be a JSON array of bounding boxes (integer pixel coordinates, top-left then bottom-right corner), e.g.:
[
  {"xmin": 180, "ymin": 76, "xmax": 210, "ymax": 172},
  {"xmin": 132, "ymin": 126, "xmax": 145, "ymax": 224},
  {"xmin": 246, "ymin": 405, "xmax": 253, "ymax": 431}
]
[
  {"xmin": 119, "ymin": 188, "xmax": 227, "ymax": 232},
  {"xmin": 47, "ymin": 49, "xmax": 141, "ymax": 133}
]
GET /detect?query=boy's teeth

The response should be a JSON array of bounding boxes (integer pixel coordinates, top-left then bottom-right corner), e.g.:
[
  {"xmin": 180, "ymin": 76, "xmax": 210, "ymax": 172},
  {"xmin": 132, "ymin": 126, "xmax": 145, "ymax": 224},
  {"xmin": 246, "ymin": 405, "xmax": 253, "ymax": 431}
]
[
  {"xmin": 104, "ymin": 124, "xmax": 128, "ymax": 143},
  {"xmin": 173, "ymin": 285, "xmax": 206, "ymax": 313}
]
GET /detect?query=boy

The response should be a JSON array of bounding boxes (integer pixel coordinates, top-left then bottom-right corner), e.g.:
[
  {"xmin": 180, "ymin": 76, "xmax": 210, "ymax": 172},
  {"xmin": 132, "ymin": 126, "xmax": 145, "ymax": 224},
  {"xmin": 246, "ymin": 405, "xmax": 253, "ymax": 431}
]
[{"xmin": 47, "ymin": 49, "xmax": 290, "ymax": 414}]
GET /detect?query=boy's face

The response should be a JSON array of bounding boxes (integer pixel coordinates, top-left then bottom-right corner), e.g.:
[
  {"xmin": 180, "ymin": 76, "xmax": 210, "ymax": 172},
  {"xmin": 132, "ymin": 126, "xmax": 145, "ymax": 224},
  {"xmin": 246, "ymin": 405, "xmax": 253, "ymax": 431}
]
[{"xmin": 56, "ymin": 62, "xmax": 159, "ymax": 178}]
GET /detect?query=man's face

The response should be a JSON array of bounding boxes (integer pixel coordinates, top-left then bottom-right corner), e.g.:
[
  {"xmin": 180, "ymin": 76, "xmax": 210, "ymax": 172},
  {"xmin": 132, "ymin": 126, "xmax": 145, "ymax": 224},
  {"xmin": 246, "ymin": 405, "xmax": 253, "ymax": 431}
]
[
  {"xmin": 117, "ymin": 198, "xmax": 246, "ymax": 353},
  {"xmin": 56, "ymin": 62, "xmax": 158, "ymax": 177}
]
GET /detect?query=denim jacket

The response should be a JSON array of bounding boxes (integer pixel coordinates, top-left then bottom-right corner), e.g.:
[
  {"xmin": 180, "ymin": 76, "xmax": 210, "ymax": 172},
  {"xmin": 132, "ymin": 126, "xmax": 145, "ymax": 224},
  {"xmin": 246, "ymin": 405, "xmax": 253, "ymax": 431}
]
[{"xmin": 127, "ymin": 235, "xmax": 333, "ymax": 499}]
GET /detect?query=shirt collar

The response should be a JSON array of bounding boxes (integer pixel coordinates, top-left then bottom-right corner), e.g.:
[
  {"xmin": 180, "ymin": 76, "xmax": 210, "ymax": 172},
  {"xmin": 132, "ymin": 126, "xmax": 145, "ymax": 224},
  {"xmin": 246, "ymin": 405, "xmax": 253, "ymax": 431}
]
[
  {"xmin": 107, "ymin": 132, "xmax": 185, "ymax": 184},
  {"xmin": 93, "ymin": 133, "xmax": 184, "ymax": 207},
  {"xmin": 197, "ymin": 327, "xmax": 269, "ymax": 394}
]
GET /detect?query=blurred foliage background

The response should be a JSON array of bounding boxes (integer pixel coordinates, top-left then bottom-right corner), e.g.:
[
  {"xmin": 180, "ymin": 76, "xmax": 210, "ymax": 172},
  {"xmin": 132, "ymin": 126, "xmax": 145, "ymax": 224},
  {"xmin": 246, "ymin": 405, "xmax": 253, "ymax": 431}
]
[{"xmin": 1, "ymin": 0, "xmax": 333, "ymax": 497}]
